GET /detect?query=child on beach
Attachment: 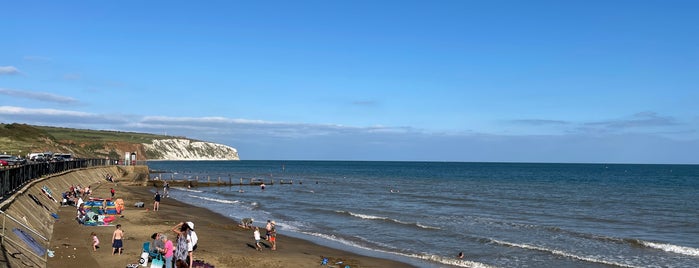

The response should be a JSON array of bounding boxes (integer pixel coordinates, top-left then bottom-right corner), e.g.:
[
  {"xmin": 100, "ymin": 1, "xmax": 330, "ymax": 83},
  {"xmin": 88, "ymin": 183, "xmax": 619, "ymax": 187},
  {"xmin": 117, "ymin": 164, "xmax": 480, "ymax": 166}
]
[
  {"xmin": 269, "ymin": 221, "xmax": 277, "ymax": 250},
  {"xmin": 91, "ymin": 232, "xmax": 99, "ymax": 251},
  {"xmin": 253, "ymin": 227, "xmax": 262, "ymax": 251},
  {"xmin": 112, "ymin": 224, "xmax": 124, "ymax": 255},
  {"xmin": 265, "ymin": 220, "xmax": 272, "ymax": 240}
]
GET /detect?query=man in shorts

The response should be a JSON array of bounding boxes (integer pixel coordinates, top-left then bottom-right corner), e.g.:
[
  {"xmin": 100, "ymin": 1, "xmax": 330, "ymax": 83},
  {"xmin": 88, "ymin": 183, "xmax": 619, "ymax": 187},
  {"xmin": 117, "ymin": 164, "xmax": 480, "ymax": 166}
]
[{"xmin": 112, "ymin": 224, "xmax": 124, "ymax": 255}]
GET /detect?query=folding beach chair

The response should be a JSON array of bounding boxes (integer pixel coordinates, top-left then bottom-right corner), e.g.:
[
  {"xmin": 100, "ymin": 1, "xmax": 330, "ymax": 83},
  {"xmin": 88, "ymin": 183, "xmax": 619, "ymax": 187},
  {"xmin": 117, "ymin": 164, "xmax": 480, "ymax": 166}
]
[{"xmin": 142, "ymin": 242, "xmax": 160, "ymax": 258}]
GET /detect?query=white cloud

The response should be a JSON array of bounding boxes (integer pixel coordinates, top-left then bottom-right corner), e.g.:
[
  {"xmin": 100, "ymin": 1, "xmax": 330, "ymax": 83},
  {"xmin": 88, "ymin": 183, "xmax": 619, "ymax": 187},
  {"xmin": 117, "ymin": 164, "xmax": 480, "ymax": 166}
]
[
  {"xmin": 0, "ymin": 106, "xmax": 128, "ymax": 125},
  {"xmin": 0, "ymin": 66, "xmax": 20, "ymax": 75},
  {"xmin": 0, "ymin": 106, "xmax": 91, "ymax": 117},
  {"xmin": 0, "ymin": 88, "xmax": 79, "ymax": 104},
  {"xmin": 1, "ymin": 106, "xmax": 696, "ymax": 163}
]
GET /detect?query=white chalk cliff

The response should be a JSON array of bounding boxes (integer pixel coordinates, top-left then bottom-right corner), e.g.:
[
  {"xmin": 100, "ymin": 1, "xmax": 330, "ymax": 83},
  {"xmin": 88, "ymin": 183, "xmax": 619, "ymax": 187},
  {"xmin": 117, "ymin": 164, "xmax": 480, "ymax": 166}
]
[{"xmin": 143, "ymin": 139, "xmax": 239, "ymax": 160}]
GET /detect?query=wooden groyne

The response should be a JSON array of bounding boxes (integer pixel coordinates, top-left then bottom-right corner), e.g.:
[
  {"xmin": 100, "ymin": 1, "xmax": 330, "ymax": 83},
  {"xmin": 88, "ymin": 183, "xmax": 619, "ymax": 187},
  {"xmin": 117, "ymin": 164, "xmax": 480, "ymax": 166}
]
[{"xmin": 146, "ymin": 176, "xmax": 303, "ymax": 188}]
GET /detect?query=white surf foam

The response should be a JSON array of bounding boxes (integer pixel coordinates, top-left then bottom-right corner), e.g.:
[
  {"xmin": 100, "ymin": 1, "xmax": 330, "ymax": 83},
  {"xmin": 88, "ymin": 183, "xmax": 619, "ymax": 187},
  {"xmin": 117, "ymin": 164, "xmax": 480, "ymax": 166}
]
[
  {"xmin": 337, "ymin": 211, "xmax": 441, "ymax": 230},
  {"xmin": 302, "ymin": 231, "xmax": 493, "ymax": 268},
  {"xmin": 642, "ymin": 241, "xmax": 699, "ymax": 257},
  {"xmin": 490, "ymin": 239, "xmax": 642, "ymax": 268},
  {"xmin": 172, "ymin": 187, "xmax": 203, "ymax": 193},
  {"xmin": 186, "ymin": 194, "xmax": 239, "ymax": 204}
]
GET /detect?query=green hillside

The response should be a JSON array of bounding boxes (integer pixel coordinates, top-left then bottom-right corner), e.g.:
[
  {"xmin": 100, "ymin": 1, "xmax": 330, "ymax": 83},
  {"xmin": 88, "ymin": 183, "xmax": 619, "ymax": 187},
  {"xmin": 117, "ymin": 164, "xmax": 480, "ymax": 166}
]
[{"xmin": 0, "ymin": 123, "xmax": 183, "ymax": 159}]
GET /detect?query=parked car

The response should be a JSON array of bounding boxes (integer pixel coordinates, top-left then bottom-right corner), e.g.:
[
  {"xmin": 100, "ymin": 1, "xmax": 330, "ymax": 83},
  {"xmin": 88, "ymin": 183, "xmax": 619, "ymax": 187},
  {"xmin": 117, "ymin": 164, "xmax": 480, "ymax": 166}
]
[
  {"xmin": 0, "ymin": 159, "xmax": 8, "ymax": 166},
  {"xmin": 10, "ymin": 156, "xmax": 27, "ymax": 165},
  {"xmin": 0, "ymin": 155, "xmax": 16, "ymax": 165}
]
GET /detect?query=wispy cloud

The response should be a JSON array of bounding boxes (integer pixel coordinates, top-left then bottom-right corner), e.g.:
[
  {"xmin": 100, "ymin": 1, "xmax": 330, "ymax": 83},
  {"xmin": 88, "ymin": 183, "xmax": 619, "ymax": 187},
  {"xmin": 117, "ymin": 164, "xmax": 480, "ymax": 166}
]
[
  {"xmin": 0, "ymin": 106, "xmax": 128, "ymax": 125},
  {"xmin": 509, "ymin": 119, "xmax": 570, "ymax": 126},
  {"xmin": 0, "ymin": 106, "xmax": 696, "ymax": 163},
  {"xmin": 586, "ymin": 112, "xmax": 678, "ymax": 129},
  {"xmin": 137, "ymin": 116, "xmax": 415, "ymax": 139},
  {"xmin": 0, "ymin": 88, "xmax": 79, "ymax": 104},
  {"xmin": 63, "ymin": 73, "xmax": 81, "ymax": 80},
  {"xmin": 0, "ymin": 66, "xmax": 20, "ymax": 75}
]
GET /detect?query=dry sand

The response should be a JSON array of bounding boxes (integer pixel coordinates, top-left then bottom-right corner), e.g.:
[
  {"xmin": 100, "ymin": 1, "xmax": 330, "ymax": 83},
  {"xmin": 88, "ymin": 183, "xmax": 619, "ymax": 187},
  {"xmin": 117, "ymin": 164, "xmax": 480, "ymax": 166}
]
[{"xmin": 47, "ymin": 177, "xmax": 416, "ymax": 268}]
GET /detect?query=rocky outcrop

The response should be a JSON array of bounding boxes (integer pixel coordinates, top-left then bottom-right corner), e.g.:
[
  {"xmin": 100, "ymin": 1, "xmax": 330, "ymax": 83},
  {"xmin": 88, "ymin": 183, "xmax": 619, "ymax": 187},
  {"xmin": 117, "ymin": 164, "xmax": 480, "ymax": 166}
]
[{"xmin": 143, "ymin": 139, "xmax": 239, "ymax": 160}]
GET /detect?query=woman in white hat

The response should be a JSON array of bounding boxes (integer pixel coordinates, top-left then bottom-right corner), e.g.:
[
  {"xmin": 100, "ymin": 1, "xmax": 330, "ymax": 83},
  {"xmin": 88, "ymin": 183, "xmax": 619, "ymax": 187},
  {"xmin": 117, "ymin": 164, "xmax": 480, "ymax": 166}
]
[{"xmin": 172, "ymin": 221, "xmax": 196, "ymax": 267}]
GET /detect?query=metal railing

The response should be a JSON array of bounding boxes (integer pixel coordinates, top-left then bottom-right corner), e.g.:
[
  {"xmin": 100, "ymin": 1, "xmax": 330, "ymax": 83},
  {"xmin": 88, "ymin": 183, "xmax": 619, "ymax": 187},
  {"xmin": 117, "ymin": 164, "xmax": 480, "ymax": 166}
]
[{"xmin": 0, "ymin": 159, "xmax": 112, "ymax": 202}]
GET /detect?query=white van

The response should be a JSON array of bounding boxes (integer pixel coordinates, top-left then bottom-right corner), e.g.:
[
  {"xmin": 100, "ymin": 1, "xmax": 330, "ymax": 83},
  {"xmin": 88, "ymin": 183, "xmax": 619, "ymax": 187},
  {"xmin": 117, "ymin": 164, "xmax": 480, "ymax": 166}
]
[{"xmin": 28, "ymin": 153, "xmax": 44, "ymax": 160}]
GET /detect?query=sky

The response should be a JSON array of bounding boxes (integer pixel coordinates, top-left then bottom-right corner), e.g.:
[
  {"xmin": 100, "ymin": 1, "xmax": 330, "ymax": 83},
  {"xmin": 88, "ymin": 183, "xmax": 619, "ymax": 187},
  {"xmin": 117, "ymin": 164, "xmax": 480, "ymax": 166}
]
[{"xmin": 1, "ymin": 1, "xmax": 698, "ymax": 163}]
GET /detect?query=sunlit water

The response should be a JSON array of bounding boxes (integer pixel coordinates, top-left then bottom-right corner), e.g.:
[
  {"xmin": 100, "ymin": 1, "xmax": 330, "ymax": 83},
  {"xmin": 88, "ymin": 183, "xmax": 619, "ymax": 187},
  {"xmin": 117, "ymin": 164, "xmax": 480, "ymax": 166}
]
[{"xmin": 146, "ymin": 161, "xmax": 699, "ymax": 268}]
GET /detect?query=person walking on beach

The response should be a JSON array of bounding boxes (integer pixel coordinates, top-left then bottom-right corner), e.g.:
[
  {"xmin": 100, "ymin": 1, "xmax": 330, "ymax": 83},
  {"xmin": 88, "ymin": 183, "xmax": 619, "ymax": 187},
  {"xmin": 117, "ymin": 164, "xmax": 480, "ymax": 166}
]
[
  {"xmin": 112, "ymin": 224, "xmax": 124, "ymax": 255},
  {"xmin": 154, "ymin": 191, "xmax": 161, "ymax": 211},
  {"xmin": 164, "ymin": 182, "xmax": 170, "ymax": 198},
  {"xmin": 253, "ymin": 227, "xmax": 262, "ymax": 251},
  {"xmin": 110, "ymin": 187, "xmax": 115, "ymax": 198},
  {"xmin": 91, "ymin": 232, "xmax": 99, "ymax": 251}
]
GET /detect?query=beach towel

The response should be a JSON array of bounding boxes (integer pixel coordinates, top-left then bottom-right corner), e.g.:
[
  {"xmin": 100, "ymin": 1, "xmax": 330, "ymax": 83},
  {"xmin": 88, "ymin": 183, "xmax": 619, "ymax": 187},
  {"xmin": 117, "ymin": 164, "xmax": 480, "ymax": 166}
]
[
  {"xmin": 12, "ymin": 228, "xmax": 46, "ymax": 255},
  {"xmin": 192, "ymin": 260, "xmax": 215, "ymax": 268},
  {"xmin": 84, "ymin": 200, "xmax": 119, "ymax": 215},
  {"xmin": 41, "ymin": 185, "xmax": 58, "ymax": 203}
]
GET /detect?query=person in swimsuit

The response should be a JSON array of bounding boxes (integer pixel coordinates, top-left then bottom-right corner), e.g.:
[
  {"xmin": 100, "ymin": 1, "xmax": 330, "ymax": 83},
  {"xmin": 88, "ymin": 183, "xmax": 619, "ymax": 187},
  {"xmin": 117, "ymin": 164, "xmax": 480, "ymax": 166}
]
[
  {"xmin": 154, "ymin": 191, "xmax": 161, "ymax": 211},
  {"xmin": 112, "ymin": 224, "xmax": 124, "ymax": 255},
  {"xmin": 91, "ymin": 232, "xmax": 100, "ymax": 251}
]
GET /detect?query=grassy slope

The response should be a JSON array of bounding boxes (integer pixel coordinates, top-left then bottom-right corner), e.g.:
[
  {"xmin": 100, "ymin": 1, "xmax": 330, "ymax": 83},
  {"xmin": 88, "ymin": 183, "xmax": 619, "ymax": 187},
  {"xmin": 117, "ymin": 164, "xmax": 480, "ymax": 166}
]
[{"xmin": 0, "ymin": 123, "xmax": 185, "ymax": 158}]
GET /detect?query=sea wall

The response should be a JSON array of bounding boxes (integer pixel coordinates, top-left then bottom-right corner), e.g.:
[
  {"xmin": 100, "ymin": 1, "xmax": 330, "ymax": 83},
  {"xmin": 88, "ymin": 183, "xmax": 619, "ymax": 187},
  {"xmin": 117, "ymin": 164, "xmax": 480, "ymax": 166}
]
[{"xmin": 0, "ymin": 165, "xmax": 147, "ymax": 268}]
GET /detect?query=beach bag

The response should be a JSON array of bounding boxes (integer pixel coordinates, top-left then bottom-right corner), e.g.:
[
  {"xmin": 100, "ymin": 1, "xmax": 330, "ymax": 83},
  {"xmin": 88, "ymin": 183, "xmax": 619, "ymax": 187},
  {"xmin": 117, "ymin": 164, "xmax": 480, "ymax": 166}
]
[
  {"xmin": 150, "ymin": 254, "xmax": 164, "ymax": 268},
  {"xmin": 139, "ymin": 251, "xmax": 149, "ymax": 267}
]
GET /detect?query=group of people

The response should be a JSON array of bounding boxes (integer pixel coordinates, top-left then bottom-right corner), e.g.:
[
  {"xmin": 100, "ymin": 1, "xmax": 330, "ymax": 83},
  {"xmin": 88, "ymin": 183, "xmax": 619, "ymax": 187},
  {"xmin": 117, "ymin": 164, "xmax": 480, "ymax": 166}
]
[
  {"xmin": 146, "ymin": 221, "xmax": 198, "ymax": 268},
  {"xmin": 62, "ymin": 184, "xmax": 91, "ymax": 207},
  {"xmin": 252, "ymin": 219, "xmax": 277, "ymax": 251}
]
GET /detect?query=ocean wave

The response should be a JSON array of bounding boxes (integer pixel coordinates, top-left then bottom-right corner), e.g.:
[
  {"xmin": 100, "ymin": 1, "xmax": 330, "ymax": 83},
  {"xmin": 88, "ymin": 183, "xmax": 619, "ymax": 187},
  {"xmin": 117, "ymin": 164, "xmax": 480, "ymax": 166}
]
[
  {"xmin": 401, "ymin": 253, "xmax": 497, "ymax": 268},
  {"xmin": 186, "ymin": 194, "xmax": 239, "ymax": 204},
  {"xmin": 302, "ymin": 231, "xmax": 494, "ymax": 268},
  {"xmin": 172, "ymin": 187, "xmax": 203, "ymax": 193},
  {"xmin": 640, "ymin": 241, "xmax": 699, "ymax": 257},
  {"xmin": 335, "ymin": 210, "xmax": 441, "ymax": 230},
  {"xmin": 489, "ymin": 239, "xmax": 642, "ymax": 268}
]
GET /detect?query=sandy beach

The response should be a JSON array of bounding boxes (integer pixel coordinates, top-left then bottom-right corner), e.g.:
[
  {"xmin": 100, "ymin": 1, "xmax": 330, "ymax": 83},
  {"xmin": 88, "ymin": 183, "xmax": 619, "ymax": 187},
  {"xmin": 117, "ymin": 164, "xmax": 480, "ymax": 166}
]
[{"xmin": 46, "ymin": 173, "xmax": 416, "ymax": 268}]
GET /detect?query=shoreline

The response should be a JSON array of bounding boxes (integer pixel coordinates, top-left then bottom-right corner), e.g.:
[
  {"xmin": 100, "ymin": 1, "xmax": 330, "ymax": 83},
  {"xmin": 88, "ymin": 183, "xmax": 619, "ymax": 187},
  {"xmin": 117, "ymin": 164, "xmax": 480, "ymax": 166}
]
[{"xmin": 47, "ymin": 169, "xmax": 417, "ymax": 268}]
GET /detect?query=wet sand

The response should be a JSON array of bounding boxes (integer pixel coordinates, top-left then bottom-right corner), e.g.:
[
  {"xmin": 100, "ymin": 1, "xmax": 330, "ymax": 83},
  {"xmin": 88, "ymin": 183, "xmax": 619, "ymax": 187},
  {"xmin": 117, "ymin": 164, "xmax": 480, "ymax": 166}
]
[{"xmin": 47, "ymin": 177, "xmax": 416, "ymax": 268}]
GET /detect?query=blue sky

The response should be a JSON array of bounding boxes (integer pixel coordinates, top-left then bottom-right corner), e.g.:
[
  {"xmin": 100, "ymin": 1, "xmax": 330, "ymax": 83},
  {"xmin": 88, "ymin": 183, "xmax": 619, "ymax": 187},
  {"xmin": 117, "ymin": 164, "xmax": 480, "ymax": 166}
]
[{"xmin": 1, "ymin": 1, "xmax": 698, "ymax": 163}]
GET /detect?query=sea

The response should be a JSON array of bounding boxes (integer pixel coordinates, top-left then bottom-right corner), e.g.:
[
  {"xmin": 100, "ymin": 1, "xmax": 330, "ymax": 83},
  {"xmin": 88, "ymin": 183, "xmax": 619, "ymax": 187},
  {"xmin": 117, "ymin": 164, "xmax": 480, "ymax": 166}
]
[{"xmin": 145, "ymin": 161, "xmax": 699, "ymax": 268}]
